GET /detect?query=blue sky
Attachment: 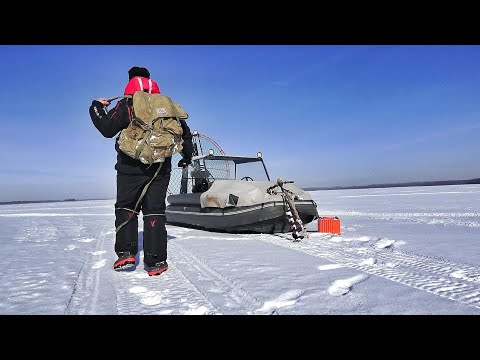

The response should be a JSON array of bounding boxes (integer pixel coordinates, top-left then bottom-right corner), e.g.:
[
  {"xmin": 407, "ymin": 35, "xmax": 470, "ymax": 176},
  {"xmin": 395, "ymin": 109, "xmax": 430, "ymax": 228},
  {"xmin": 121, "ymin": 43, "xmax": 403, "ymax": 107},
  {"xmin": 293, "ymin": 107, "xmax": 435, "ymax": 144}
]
[{"xmin": 0, "ymin": 45, "xmax": 479, "ymax": 201}]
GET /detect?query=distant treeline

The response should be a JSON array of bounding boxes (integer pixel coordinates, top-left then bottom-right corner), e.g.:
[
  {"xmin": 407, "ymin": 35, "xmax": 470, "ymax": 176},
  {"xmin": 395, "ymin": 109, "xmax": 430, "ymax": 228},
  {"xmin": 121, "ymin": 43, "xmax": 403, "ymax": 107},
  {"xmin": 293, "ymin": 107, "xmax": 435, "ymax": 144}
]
[{"xmin": 304, "ymin": 178, "xmax": 480, "ymax": 191}]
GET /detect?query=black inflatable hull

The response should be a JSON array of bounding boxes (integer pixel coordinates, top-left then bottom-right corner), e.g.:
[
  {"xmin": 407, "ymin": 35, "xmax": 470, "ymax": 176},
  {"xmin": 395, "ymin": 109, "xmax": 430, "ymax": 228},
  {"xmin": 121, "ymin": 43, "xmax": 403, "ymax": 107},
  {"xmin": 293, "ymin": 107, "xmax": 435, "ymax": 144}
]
[{"xmin": 165, "ymin": 200, "xmax": 318, "ymax": 234}]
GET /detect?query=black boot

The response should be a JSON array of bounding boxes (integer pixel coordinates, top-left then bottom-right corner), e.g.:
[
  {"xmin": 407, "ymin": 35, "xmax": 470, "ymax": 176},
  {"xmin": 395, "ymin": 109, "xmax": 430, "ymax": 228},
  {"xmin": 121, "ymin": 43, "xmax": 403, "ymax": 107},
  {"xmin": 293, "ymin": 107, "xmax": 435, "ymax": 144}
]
[
  {"xmin": 147, "ymin": 261, "xmax": 169, "ymax": 276},
  {"xmin": 114, "ymin": 209, "xmax": 139, "ymax": 267},
  {"xmin": 113, "ymin": 252, "xmax": 136, "ymax": 270},
  {"xmin": 143, "ymin": 215, "xmax": 167, "ymax": 268}
]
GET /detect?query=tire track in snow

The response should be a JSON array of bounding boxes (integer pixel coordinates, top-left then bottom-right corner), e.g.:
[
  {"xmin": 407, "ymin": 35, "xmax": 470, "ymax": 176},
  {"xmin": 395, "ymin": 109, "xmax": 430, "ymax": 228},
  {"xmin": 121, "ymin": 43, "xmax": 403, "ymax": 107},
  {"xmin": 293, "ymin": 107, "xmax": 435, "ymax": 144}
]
[
  {"xmin": 168, "ymin": 241, "xmax": 271, "ymax": 314},
  {"xmin": 260, "ymin": 234, "xmax": 480, "ymax": 310}
]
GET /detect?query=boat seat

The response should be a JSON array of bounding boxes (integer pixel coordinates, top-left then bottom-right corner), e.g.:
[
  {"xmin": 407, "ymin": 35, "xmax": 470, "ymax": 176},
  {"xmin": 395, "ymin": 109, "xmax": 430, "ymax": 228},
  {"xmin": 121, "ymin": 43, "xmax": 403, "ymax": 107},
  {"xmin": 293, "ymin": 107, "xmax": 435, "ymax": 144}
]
[{"xmin": 167, "ymin": 193, "xmax": 202, "ymax": 206}]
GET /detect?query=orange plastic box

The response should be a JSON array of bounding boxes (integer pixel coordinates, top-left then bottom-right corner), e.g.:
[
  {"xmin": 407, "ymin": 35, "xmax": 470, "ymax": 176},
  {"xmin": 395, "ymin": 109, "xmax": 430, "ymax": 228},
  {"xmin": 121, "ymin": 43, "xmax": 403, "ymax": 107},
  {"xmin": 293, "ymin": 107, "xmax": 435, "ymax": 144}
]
[{"xmin": 318, "ymin": 217, "xmax": 341, "ymax": 234}]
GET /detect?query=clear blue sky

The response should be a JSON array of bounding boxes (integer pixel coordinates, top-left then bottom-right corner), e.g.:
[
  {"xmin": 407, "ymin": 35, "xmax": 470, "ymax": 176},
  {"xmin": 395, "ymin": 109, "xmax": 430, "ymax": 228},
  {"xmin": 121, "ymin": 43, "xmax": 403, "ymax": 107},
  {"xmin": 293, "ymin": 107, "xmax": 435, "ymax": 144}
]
[{"xmin": 1, "ymin": 45, "xmax": 479, "ymax": 201}]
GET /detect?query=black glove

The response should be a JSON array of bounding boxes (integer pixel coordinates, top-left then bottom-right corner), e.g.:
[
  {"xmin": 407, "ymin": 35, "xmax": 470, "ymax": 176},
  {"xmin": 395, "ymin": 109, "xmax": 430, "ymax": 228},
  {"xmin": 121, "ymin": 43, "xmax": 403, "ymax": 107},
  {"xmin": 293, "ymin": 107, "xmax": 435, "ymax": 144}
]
[
  {"xmin": 177, "ymin": 157, "xmax": 192, "ymax": 168},
  {"xmin": 89, "ymin": 101, "xmax": 106, "ymax": 120},
  {"xmin": 91, "ymin": 100, "xmax": 104, "ymax": 107}
]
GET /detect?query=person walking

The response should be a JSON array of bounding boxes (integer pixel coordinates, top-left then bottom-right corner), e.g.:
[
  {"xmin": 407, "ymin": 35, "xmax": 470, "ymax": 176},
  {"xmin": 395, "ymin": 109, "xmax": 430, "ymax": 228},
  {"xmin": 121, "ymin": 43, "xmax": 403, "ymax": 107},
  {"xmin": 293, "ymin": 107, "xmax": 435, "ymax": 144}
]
[{"xmin": 89, "ymin": 66, "xmax": 193, "ymax": 276}]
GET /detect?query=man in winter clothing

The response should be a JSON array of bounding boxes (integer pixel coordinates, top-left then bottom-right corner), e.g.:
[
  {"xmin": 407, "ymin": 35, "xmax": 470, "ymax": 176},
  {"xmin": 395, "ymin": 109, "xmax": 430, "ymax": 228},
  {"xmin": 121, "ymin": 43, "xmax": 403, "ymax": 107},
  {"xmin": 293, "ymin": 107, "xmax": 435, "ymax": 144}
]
[{"xmin": 89, "ymin": 66, "xmax": 193, "ymax": 276}]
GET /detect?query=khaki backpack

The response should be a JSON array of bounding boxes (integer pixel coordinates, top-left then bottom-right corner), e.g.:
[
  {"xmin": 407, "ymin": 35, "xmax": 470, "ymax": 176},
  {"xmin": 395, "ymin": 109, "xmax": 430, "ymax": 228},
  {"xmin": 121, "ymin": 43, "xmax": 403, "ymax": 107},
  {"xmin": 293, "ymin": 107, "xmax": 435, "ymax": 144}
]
[
  {"xmin": 111, "ymin": 91, "xmax": 189, "ymax": 233},
  {"xmin": 117, "ymin": 92, "xmax": 188, "ymax": 165}
]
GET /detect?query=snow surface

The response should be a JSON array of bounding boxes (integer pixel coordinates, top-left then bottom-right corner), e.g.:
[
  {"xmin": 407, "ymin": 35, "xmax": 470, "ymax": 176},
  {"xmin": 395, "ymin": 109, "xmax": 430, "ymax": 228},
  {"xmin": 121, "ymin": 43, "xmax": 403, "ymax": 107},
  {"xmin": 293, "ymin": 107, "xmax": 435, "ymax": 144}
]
[{"xmin": 1, "ymin": 184, "xmax": 480, "ymax": 315}]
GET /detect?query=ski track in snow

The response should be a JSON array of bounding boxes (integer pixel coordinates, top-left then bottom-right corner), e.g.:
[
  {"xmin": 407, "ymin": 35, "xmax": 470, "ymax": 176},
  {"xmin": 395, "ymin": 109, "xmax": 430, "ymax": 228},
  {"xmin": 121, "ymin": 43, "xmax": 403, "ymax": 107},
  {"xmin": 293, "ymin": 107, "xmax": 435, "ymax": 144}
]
[
  {"xmin": 260, "ymin": 233, "xmax": 480, "ymax": 310},
  {"xmin": 0, "ymin": 216, "xmax": 108, "ymax": 314},
  {"xmin": 64, "ymin": 219, "xmax": 112, "ymax": 315},
  {"xmin": 4, "ymin": 217, "xmax": 104, "ymax": 314}
]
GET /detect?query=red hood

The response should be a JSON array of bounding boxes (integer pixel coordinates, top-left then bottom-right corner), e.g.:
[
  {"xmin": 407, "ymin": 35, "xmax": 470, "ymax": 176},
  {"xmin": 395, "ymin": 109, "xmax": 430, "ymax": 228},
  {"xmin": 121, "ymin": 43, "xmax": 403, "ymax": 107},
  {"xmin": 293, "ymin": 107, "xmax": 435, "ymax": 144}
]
[{"xmin": 124, "ymin": 77, "xmax": 161, "ymax": 95}]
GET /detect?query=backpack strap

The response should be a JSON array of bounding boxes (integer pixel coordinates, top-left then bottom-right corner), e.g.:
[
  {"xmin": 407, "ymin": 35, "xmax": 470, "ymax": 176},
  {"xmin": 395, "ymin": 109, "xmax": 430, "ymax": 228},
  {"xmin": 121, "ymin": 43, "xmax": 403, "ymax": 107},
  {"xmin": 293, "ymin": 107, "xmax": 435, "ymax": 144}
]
[
  {"xmin": 133, "ymin": 77, "xmax": 153, "ymax": 93},
  {"xmin": 166, "ymin": 96, "xmax": 182, "ymax": 127},
  {"xmin": 133, "ymin": 92, "xmax": 158, "ymax": 164},
  {"xmin": 106, "ymin": 95, "xmax": 133, "ymax": 103}
]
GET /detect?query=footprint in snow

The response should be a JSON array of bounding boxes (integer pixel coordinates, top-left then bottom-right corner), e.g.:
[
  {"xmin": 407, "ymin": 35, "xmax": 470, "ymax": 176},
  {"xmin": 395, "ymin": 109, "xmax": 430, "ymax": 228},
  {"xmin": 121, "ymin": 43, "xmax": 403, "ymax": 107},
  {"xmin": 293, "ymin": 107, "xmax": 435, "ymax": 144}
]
[
  {"xmin": 133, "ymin": 273, "xmax": 149, "ymax": 279},
  {"xmin": 91, "ymin": 250, "xmax": 107, "ymax": 255},
  {"xmin": 183, "ymin": 306, "xmax": 210, "ymax": 315},
  {"xmin": 375, "ymin": 239, "xmax": 395, "ymax": 249},
  {"xmin": 138, "ymin": 290, "xmax": 164, "ymax": 306},
  {"xmin": 356, "ymin": 247, "xmax": 369, "ymax": 254},
  {"xmin": 318, "ymin": 264, "xmax": 344, "ymax": 271},
  {"xmin": 257, "ymin": 289, "xmax": 304, "ymax": 313},
  {"xmin": 92, "ymin": 259, "xmax": 106, "ymax": 269},
  {"xmin": 129, "ymin": 286, "xmax": 148, "ymax": 294},
  {"xmin": 140, "ymin": 294, "xmax": 163, "ymax": 306},
  {"xmin": 451, "ymin": 270, "xmax": 480, "ymax": 283},
  {"xmin": 328, "ymin": 274, "xmax": 369, "ymax": 296},
  {"xmin": 128, "ymin": 286, "xmax": 166, "ymax": 306},
  {"xmin": 158, "ymin": 309, "xmax": 174, "ymax": 315},
  {"xmin": 359, "ymin": 257, "xmax": 377, "ymax": 266},
  {"xmin": 357, "ymin": 236, "xmax": 372, "ymax": 242}
]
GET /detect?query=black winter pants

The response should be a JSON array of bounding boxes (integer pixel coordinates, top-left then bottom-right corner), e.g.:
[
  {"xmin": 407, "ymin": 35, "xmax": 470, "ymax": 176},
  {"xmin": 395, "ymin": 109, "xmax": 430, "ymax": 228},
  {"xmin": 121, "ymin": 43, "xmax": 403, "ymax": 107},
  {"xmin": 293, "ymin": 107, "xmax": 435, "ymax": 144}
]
[{"xmin": 114, "ymin": 172, "xmax": 171, "ymax": 267}]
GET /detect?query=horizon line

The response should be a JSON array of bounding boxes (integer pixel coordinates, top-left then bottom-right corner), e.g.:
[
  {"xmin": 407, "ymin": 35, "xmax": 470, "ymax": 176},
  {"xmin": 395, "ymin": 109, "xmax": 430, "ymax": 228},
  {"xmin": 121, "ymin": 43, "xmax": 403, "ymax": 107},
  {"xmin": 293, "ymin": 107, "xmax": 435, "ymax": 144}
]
[{"xmin": 1, "ymin": 177, "xmax": 479, "ymax": 205}]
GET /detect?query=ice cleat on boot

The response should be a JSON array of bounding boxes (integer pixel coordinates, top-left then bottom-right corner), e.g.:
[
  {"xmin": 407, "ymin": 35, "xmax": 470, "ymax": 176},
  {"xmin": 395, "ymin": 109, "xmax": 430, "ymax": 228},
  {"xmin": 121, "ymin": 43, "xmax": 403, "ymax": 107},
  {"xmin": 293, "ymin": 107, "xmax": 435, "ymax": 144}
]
[
  {"xmin": 113, "ymin": 252, "xmax": 136, "ymax": 270},
  {"xmin": 147, "ymin": 261, "xmax": 168, "ymax": 276}
]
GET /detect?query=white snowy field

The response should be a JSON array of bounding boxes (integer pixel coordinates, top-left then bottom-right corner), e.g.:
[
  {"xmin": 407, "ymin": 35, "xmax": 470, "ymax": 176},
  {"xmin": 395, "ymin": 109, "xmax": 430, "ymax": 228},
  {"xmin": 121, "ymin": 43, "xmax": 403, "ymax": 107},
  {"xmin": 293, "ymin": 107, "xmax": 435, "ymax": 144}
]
[{"xmin": 1, "ymin": 184, "xmax": 480, "ymax": 315}]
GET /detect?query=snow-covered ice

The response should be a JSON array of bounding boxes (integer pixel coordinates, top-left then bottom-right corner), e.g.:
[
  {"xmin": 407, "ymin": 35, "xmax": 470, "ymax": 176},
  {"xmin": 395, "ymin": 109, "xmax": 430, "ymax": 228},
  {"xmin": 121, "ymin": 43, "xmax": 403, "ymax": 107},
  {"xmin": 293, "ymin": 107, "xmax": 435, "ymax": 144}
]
[{"xmin": 1, "ymin": 184, "xmax": 480, "ymax": 314}]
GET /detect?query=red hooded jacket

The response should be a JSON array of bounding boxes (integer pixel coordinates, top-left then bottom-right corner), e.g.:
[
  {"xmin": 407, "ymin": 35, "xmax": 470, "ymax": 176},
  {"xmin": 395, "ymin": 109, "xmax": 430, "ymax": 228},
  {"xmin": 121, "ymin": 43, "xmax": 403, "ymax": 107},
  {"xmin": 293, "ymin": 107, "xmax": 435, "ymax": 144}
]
[{"xmin": 124, "ymin": 76, "xmax": 161, "ymax": 95}]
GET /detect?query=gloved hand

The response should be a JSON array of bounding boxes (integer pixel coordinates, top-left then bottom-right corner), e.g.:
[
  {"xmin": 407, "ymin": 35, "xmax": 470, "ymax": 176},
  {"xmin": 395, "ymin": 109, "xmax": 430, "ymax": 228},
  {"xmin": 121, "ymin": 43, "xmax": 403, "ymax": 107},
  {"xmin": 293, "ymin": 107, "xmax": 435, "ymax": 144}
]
[
  {"xmin": 90, "ymin": 101, "xmax": 107, "ymax": 120},
  {"xmin": 177, "ymin": 157, "xmax": 192, "ymax": 168}
]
